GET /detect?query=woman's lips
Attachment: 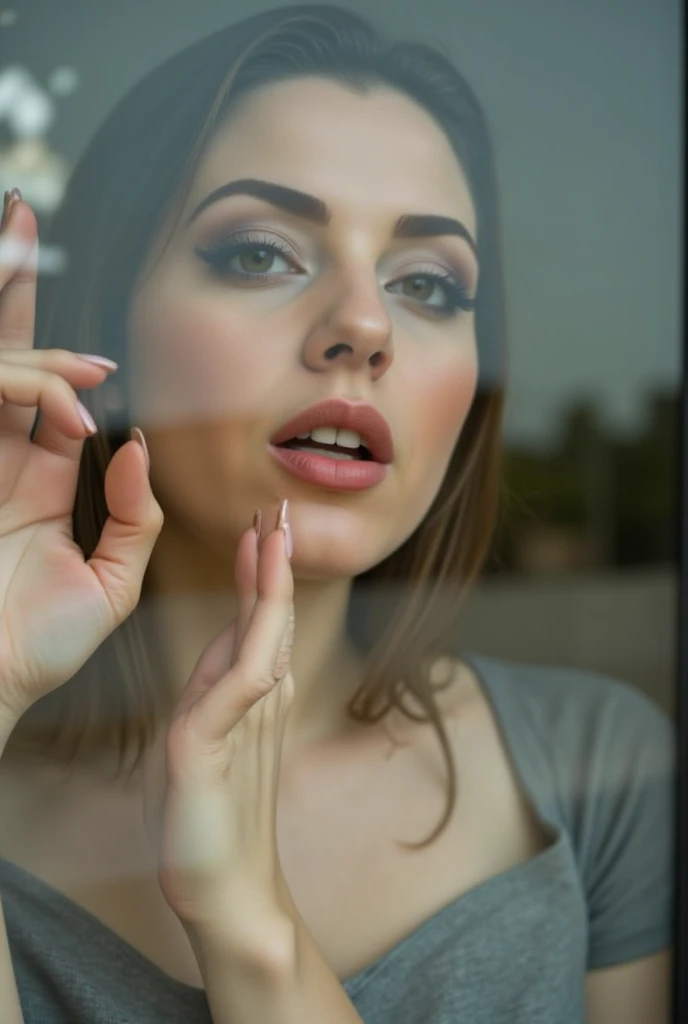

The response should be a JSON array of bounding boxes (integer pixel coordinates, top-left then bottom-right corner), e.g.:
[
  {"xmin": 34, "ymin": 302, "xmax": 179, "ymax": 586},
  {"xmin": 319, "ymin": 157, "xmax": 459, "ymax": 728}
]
[
  {"xmin": 267, "ymin": 443, "xmax": 388, "ymax": 491},
  {"xmin": 269, "ymin": 398, "xmax": 394, "ymax": 464}
]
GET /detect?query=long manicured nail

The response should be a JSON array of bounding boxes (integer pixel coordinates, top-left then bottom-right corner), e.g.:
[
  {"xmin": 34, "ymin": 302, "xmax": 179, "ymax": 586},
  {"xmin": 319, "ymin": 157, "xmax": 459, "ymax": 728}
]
[
  {"xmin": 130, "ymin": 426, "xmax": 150, "ymax": 475},
  {"xmin": 76, "ymin": 400, "xmax": 97, "ymax": 435},
  {"xmin": 2, "ymin": 188, "xmax": 21, "ymax": 231},
  {"xmin": 275, "ymin": 498, "xmax": 293, "ymax": 560},
  {"xmin": 76, "ymin": 354, "xmax": 119, "ymax": 371},
  {"xmin": 253, "ymin": 509, "xmax": 262, "ymax": 541}
]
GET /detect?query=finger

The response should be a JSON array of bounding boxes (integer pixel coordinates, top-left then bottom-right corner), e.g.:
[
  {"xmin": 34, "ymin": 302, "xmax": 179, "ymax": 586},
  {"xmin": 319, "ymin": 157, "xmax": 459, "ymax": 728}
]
[
  {"xmin": 0, "ymin": 347, "xmax": 118, "ymax": 375},
  {"xmin": 173, "ymin": 521, "xmax": 259, "ymax": 716},
  {"xmin": 85, "ymin": 432, "xmax": 164, "ymax": 625},
  {"xmin": 193, "ymin": 522, "xmax": 293, "ymax": 741},
  {"xmin": 0, "ymin": 198, "xmax": 38, "ymax": 347},
  {"xmin": 251, "ymin": 667, "xmax": 295, "ymax": 835},
  {"xmin": 229, "ymin": 517, "xmax": 260, "ymax": 669},
  {"xmin": 0, "ymin": 348, "xmax": 116, "ymax": 448},
  {"xmin": 0, "ymin": 360, "xmax": 103, "ymax": 449},
  {"xmin": 169, "ymin": 513, "xmax": 289, "ymax": 732}
]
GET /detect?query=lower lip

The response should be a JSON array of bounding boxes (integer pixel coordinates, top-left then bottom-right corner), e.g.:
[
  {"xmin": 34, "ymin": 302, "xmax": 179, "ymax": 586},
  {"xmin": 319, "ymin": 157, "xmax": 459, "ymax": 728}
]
[{"xmin": 267, "ymin": 445, "xmax": 389, "ymax": 491}]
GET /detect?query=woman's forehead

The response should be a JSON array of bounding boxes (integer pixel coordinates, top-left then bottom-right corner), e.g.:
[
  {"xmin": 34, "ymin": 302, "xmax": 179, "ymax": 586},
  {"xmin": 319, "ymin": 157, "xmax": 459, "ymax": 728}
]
[{"xmin": 191, "ymin": 78, "xmax": 477, "ymax": 235}]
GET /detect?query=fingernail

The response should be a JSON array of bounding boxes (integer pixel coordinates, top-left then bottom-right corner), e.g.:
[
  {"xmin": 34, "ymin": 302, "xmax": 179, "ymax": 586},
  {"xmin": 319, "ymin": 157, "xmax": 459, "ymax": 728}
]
[
  {"xmin": 77, "ymin": 354, "xmax": 119, "ymax": 372},
  {"xmin": 76, "ymin": 400, "xmax": 97, "ymax": 435},
  {"xmin": 130, "ymin": 426, "xmax": 150, "ymax": 475},
  {"xmin": 253, "ymin": 509, "xmax": 262, "ymax": 541},
  {"xmin": 1, "ymin": 188, "xmax": 21, "ymax": 232},
  {"xmin": 275, "ymin": 498, "xmax": 293, "ymax": 560}
]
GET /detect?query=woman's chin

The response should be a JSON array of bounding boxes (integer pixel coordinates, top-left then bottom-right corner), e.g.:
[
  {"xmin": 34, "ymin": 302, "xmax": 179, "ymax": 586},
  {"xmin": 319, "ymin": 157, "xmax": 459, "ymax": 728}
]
[{"xmin": 288, "ymin": 540, "xmax": 389, "ymax": 582}]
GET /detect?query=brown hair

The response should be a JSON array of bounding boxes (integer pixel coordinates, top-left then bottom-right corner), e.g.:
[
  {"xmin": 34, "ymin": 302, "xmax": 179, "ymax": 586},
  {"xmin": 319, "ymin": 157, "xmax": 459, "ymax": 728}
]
[{"xmin": 9, "ymin": 4, "xmax": 507, "ymax": 850}]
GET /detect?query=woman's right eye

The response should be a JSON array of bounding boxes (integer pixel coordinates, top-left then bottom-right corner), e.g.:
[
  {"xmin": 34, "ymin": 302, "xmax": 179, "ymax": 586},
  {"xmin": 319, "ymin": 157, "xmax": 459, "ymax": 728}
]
[{"xmin": 195, "ymin": 234, "xmax": 300, "ymax": 280}]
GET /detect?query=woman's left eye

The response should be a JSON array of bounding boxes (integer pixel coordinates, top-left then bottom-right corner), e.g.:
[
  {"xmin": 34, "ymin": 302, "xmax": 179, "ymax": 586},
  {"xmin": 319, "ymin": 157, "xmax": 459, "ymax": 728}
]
[
  {"xmin": 387, "ymin": 272, "xmax": 476, "ymax": 316},
  {"xmin": 195, "ymin": 235, "xmax": 299, "ymax": 279}
]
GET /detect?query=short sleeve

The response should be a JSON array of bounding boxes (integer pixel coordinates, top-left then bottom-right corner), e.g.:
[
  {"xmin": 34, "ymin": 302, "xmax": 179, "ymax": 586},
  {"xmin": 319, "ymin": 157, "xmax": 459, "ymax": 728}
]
[{"xmin": 580, "ymin": 685, "xmax": 675, "ymax": 970}]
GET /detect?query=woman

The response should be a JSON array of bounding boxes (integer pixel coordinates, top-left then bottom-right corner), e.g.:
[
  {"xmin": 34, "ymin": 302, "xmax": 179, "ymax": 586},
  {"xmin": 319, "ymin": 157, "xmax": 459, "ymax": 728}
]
[{"xmin": 0, "ymin": 5, "xmax": 673, "ymax": 1023}]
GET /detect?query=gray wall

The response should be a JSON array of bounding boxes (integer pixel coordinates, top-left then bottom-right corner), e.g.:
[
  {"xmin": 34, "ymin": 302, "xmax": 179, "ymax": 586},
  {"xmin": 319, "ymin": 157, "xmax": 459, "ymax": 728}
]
[{"xmin": 460, "ymin": 568, "xmax": 676, "ymax": 715}]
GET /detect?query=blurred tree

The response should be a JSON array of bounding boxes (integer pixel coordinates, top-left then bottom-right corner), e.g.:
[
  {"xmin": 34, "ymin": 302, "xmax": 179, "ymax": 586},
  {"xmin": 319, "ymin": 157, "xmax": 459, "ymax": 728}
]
[{"xmin": 487, "ymin": 389, "xmax": 678, "ymax": 575}]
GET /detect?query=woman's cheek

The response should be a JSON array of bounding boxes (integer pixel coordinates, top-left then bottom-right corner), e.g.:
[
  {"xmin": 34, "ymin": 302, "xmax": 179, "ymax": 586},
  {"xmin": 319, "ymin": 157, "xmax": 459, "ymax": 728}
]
[
  {"xmin": 405, "ymin": 348, "xmax": 478, "ymax": 509},
  {"xmin": 129, "ymin": 282, "xmax": 274, "ymax": 429}
]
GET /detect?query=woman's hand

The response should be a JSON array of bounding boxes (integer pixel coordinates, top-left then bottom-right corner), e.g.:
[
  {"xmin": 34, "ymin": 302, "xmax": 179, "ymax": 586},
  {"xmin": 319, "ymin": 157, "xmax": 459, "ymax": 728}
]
[
  {"xmin": 144, "ymin": 502, "xmax": 296, "ymax": 956},
  {"xmin": 0, "ymin": 192, "xmax": 164, "ymax": 730}
]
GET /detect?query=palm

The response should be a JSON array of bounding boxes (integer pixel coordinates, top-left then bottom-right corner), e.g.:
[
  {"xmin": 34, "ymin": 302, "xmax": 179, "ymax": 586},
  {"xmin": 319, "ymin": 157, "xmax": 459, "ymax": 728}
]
[{"xmin": 0, "ymin": 434, "xmax": 115, "ymax": 707}]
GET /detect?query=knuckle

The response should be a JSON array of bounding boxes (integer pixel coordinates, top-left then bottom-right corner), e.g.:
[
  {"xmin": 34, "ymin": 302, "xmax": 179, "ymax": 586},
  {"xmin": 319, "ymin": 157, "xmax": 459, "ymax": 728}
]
[
  {"xmin": 56, "ymin": 348, "xmax": 80, "ymax": 367},
  {"xmin": 283, "ymin": 609, "xmax": 295, "ymax": 645},
  {"xmin": 272, "ymin": 646, "xmax": 291, "ymax": 682},
  {"xmin": 256, "ymin": 671, "xmax": 278, "ymax": 698},
  {"xmin": 0, "ymin": 321, "xmax": 33, "ymax": 345},
  {"xmin": 44, "ymin": 370, "xmax": 74, "ymax": 401},
  {"xmin": 234, "ymin": 660, "xmax": 272, "ymax": 702}
]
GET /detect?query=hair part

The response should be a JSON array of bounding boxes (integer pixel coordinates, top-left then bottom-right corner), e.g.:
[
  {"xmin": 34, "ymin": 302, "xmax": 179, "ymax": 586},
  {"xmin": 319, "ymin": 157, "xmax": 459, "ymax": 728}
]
[{"xmin": 9, "ymin": 4, "xmax": 507, "ymax": 851}]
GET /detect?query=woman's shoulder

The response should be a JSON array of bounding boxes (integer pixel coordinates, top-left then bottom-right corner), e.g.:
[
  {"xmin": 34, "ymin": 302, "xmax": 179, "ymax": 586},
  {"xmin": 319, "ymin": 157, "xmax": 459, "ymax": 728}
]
[
  {"xmin": 454, "ymin": 652, "xmax": 675, "ymax": 851},
  {"xmin": 461, "ymin": 651, "xmax": 673, "ymax": 759},
  {"xmin": 460, "ymin": 654, "xmax": 674, "ymax": 966}
]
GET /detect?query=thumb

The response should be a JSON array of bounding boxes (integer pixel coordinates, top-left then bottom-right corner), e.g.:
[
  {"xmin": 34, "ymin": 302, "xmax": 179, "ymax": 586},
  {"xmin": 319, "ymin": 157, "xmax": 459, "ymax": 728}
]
[{"xmin": 86, "ymin": 430, "xmax": 164, "ymax": 623}]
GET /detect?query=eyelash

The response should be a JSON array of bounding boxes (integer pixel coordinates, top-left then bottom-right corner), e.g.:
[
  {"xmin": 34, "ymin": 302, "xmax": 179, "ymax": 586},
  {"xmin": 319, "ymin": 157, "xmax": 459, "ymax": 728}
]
[{"xmin": 195, "ymin": 232, "xmax": 476, "ymax": 317}]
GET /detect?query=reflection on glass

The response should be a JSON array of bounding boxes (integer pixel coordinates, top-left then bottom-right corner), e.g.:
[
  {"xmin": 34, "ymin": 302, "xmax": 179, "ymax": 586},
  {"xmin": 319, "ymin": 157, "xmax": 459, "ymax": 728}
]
[{"xmin": 0, "ymin": 6, "xmax": 676, "ymax": 1024}]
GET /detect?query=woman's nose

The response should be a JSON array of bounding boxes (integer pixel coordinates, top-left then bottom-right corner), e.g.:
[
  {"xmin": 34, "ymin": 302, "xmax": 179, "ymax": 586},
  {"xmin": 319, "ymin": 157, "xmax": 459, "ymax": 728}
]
[{"xmin": 300, "ymin": 271, "xmax": 394, "ymax": 379}]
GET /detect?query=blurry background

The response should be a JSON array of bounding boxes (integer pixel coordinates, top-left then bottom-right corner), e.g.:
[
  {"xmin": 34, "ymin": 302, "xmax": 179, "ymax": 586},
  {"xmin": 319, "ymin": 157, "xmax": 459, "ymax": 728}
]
[{"xmin": 1, "ymin": 0, "xmax": 681, "ymax": 712}]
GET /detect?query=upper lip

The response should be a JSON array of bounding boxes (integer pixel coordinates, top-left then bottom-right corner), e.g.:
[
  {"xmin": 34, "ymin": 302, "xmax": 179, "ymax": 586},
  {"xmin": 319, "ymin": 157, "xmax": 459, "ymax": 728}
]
[{"xmin": 269, "ymin": 398, "xmax": 394, "ymax": 464}]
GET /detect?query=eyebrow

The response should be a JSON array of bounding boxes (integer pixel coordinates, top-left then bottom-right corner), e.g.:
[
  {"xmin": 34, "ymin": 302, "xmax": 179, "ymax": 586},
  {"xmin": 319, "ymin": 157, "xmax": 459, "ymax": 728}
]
[{"xmin": 186, "ymin": 178, "xmax": 478, "ymax": 258}]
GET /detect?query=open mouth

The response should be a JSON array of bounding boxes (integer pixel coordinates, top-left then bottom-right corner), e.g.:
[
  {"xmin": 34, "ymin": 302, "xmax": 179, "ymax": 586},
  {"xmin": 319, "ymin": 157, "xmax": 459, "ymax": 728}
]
[{"xmin": 276, "ymin": 438, "xmax": 373, "ymax": 461}]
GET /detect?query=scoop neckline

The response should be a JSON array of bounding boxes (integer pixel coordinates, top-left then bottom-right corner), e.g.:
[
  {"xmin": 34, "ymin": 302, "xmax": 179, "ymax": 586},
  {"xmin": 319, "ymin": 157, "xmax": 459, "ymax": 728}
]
[
  {"xmin": 1, "ymin": 834, "xmax": 568, "ymax": 999},
  {"xmin": 1, "ymin": 652, "xmax": 571, "ymax": 999}
]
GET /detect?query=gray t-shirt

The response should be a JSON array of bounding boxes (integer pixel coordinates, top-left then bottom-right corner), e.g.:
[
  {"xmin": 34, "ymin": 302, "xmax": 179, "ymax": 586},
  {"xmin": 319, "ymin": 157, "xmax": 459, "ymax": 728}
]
[{"xmin": 2, "ymin": 654, "xmax": 675, "ymax": 1023}]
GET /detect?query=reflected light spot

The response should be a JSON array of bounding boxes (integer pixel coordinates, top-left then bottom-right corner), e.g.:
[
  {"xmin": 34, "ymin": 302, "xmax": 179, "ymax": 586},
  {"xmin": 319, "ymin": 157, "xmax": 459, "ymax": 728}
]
[{"xmin": 48, "ymin": 67, "xmax": 80, "ymax": 96}]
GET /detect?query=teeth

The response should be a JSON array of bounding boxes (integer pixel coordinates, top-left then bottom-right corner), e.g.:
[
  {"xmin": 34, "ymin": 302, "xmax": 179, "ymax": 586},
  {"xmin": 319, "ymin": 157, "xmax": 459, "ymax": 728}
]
[
  {"xmin": 294, "ymin": 426, "xmax": 364, "ymax": 449},
  {"xmin": 288, "ymin": 447, "xmax": 356, "ymax": 461}
]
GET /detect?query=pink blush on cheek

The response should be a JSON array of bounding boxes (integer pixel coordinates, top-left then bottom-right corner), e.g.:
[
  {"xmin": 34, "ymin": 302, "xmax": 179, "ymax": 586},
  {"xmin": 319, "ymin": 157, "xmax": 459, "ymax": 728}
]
[
  {"xmin": 391, "ymin": 357, "xmax": 478, "ymax": 542},
  {"xmin": 422, "ymin": 352, "xmax": 478, "ymax": 440},
  {"xmin": 410, "ymin": 356, "xmax": 478, "ymax": 482},
  {"xmin": 129, "ymin": 292, "xmax": 276, "ymax": 428}
]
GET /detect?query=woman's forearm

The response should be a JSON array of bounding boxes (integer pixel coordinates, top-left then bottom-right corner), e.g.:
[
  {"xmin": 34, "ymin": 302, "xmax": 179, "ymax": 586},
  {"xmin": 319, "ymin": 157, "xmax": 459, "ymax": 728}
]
[{"xmin": 0, "ymin": 717, "xmax": 26, "ymax": 1023}]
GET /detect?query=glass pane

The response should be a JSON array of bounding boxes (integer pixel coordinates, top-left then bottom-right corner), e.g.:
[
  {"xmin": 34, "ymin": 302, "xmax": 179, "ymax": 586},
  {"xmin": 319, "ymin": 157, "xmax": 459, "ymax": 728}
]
[{"xmin": 0, "ymin": 3, "xmax": 679, "ymax": 1022}]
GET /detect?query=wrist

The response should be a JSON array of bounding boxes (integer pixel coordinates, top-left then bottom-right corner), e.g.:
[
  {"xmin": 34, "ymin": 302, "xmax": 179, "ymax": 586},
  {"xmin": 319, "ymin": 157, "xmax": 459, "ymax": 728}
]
[{"xmin": 184, "ymin": 909, "xmax": 297, "ymax": 980}]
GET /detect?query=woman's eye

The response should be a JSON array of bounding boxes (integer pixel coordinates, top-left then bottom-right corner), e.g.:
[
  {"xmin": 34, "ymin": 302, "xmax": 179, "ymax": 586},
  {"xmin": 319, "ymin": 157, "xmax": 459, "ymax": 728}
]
[
  {"xmin": 195, "ymin": 237, "xmax": 298, "ymax": 279},
  {"xmin": 401, "ymin": 277, "xmax": 437, "ymax": 302},
  {"xmin": 388, "ymin": 273, "xmax": 476, "ymax": 316},
  {"xmin": 233, "ymin": 245, "xmax": 290, "ymax": 275}
]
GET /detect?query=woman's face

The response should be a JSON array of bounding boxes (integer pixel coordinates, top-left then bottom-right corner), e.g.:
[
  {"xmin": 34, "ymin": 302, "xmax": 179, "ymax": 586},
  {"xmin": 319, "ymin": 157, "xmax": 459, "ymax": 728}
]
[{"xmin": 128, "ymin": 77, "xmax": 479, "ymax": 579}]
